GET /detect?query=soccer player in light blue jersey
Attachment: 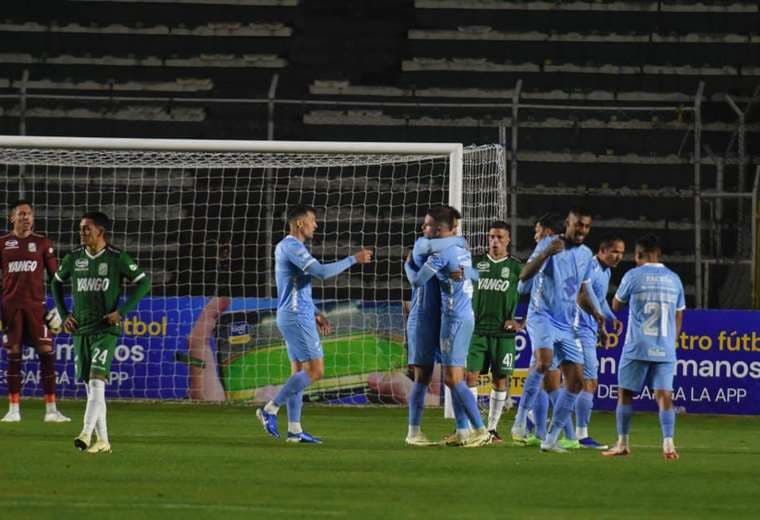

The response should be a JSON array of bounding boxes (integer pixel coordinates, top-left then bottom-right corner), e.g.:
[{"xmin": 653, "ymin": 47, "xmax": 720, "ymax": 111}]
[
  {"xmin": 515, "ymin": 214, "xmax": 560, "ymax": 446},
  {"xmin": 404, "ymin": 207, "xmax": 466, "ymax": 446},
  {"xmin": 603, "ymin": 234, "xmax": 685, "ymax": 460},
  {"xmin": 256, "ymin": 205, "xmax": 373, "ymax": 443},
  {"xmin": 510, "ymin": 209, "xmax": 605, "ymax": 453},
  {"xmin": 405, "ymin": 206, "xmax": 490, "ymax": 447},
  {"xmin": 573, "ymin": 235, "xmax": 625, "ymax": 449}
]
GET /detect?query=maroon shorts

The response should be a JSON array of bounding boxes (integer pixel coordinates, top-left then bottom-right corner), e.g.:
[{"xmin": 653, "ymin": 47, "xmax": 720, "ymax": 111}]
[{"xmin": 1, "ymin": 303, "xmax": 51, "ymax": 349}]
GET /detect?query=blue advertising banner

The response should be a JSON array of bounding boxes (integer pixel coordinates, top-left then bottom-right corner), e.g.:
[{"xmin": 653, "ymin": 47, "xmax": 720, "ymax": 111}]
[
  {"xmin": 510, "ymin": 309, "xmax": 760, "ymax": 415},
  {"xmin": 2, "ymin": 297, "xmax": 759, "ymax": 415}
]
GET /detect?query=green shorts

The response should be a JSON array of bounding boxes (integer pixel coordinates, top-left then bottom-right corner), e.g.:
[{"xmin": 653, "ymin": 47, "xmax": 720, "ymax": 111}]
[
  {"xmin": 467, "ymin": 334, "xmax": 516, "ymax": 379},
  {"xmin": 74, "ymin": 334, "xmax": 118, "ymax": 382}
]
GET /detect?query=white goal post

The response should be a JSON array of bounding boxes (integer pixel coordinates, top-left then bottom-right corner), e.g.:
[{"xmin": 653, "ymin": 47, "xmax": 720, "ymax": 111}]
[{"xmin": 0, "ymin": 135, "xmax": 505, "ymax": 403}]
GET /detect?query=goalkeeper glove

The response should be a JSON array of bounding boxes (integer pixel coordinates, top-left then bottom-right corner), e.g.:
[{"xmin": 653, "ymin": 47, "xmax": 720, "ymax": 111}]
[{"xmin": 45, "ymin": 308, "xmax": 63, "ymax": 334}]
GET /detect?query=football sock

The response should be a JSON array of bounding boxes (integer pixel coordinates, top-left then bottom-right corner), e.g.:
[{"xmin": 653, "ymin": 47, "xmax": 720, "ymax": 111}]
[
  {"xmin": 487, "ymin": 389, "xmax": 508, "ymax": 431},
  {"xmin": 659, "ymin": 408, "xmax": 675, "ymax": 440},
  {"xmin": 546, "ymin": 389, "xmax": 578, "ymax": 446},
  {"xmin": 616, "ymin": 403, "xmax": 633, "ymax": 436},
  {"xmin": 534, "ymin": 389, "xmax": 549, "ymax": 439},
  {"xmin": 286, "ymin": 389, "xmax": 304, "ymax": 425},
  {"xmin": 575, "ymin": 390, "xmax": 594, "ymax": 437},
  {"xmin": 268, "ymin": 371, "xmax": 312, "ymax": 413},
  {"xmin": 408, "ymin": 382, "xmax": 427, "ymax": 427},
  {"xmin": 83, "ymin": 379, "xmax": 106, "ymax": 437},
  {"xmin": 452, "ymin": 381, "xmax": 484, "ymax": 430}
]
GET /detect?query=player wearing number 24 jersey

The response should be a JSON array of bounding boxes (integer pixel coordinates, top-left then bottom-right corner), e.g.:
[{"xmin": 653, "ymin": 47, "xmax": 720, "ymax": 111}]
[{"xmin": 52, "ymin": 212, "xmax": 151, "ymax": 455}]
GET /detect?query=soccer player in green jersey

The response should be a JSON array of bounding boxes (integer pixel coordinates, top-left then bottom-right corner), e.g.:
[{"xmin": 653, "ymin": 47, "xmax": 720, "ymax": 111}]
[
  {"xmin": 51, "ymin": 212, "xmax": 151, "ymax": 454},
  {"xmin": 466, "ymin": 221, "xmax": 523, "ymax": 442}
]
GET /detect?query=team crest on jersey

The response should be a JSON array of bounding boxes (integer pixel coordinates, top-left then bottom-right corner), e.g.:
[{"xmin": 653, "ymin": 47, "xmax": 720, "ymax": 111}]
[
  {"xmin": 98, "ymin": 263, "xmax": 108, "ymax": 276},
  {"xmin": 28, "ymin": 242, "xmax": 36, "ymax": 252},
  {"xmin": 501, "ymin": 267, "xmax": 510, "ymax": 278},
  {"xmin": 75, "ymin": 258, "xmax": 89, "ymax": 270},
  {"xmin": 4, "ymin": 240, "xmax": 18, "ymax": 249},
  {"xmin": 477, "ymin": 261, "xmax": 490, "ymax": 271}
]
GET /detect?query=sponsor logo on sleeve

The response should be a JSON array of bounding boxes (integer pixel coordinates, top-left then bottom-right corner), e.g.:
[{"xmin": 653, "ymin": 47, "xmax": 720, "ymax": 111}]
[{"xmin": 129, "ymin": 264, "xmax": 138, "ymax": 271}]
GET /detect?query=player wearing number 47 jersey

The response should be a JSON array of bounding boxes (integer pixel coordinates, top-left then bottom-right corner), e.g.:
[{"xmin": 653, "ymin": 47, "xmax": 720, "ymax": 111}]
[
  {"xmin": 466, "ymin": 221, "xmax": 523, "ymax": 443},
  {"xmin": 51, "ymin": 212, "xmax": 151, "ymax": 455},
  {"xmin": 603, "ymin": 234, "xmax": 685, "ymax": 460}
]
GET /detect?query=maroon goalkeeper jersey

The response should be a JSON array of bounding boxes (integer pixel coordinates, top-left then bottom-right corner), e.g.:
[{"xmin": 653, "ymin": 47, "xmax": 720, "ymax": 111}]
[{"xmin": 0, "ymin": 232, "xmax": 58, "ymax": 306}]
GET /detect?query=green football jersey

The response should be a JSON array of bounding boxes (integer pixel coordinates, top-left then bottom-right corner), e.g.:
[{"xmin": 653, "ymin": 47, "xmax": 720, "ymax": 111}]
[
  {"xmin": 54, "ymin": 245, "xmax": 146, "ymax": 336},
  {"xmin": 472, "ymin": 254, "xmax": 522, "ymax": 337}
]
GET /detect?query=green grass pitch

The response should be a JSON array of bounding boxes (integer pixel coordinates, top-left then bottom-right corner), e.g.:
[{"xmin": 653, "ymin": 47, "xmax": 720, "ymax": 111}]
[{"xmin": 2, "ymin": 400, "xmax": 759, "ymax": 519}]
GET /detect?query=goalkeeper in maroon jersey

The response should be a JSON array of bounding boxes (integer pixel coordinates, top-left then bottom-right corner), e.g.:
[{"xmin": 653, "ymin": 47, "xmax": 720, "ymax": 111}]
[{"xmin": 0, "ymin": 200, "xmax": 69, "ymax": 423}]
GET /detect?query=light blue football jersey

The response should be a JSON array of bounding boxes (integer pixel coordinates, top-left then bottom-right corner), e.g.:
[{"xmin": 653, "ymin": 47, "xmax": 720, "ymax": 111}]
[
  {"xmin": 423, "ymin": 244, "xmax": 476, "ymax": 320},
  {"xmin": 615, "ymin": 263, "xmax": 685, "ymax": 362},
  {"xmin": 407, "ymin": 236, "xmax": 465, "ymax": 323},
  {"xmin": 274, "ymin": 236, "xmax": 318, "ymax": 317},
  {"xmin": 575, "ymin": 256, "xmax": 614, "ymax": 333},
  {"xmin": 527, "ymin": 236, "xmax": 593, "ymax": 330}
]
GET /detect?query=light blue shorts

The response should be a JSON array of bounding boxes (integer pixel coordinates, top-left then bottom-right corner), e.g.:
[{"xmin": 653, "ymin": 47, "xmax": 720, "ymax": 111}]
[
  {"xmin": 527, "ymin": 315, "xmax": 584, "ymax": 366},
  {"xmin": 576, "ymin": 327, "xmax": 599, "ymax": 380},
  {"xmin": 277, "ymin": 314, "xmax": 323, "ymax": 362},
  {"xmin": 439, "ymin": 316, "xmax": 474, "ymax": 367},
  {"xmin": 407, "ymin": 313, "xmax": 439, "ymax": 366},
  {"xmin": 618, "ymin": 358, "xmax": 675, "ymax": 393}
]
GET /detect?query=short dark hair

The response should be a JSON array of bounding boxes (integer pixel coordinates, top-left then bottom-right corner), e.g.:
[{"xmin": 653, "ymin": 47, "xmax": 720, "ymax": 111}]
[
  {"xmin": 598, "ymin": 235, "xmax": 625, "ymax": 251},
  {"xmin": 536, "ymin": 213, "xmax": 563, "ymax": 234},
  {"xmin": 10, "ymin": 199, "xmax": 33, "ymax": 213},
  {"xmin": 287, "ymin": 204, "xmax": 316, "ymax": 224},
  {"xmin": 82, "ymin": 211, "xmax": 110, "ymax": 232},
  {"xmin": 636, "ymin": 234, "xmax": 661, "ymax": 254},
  {"xmin": 427, "ymin": 205, "xmax": 459, "ymax": 230},
  {"xmin": 489, "ymin": 220, "xmax": 510, "ymax": 233},
  {"xmin": 569, "ymin": 207, "xmax": 593, "ymax": 219}
]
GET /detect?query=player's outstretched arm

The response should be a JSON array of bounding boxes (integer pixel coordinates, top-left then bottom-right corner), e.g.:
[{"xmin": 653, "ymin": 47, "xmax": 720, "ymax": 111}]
[{"xmin": 306, "ymin": 248, "xmax": 372, "ymax": 280}]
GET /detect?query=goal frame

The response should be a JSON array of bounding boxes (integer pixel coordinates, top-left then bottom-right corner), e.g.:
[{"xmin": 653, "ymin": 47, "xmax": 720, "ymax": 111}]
[{"xmin": 0, "ymin": 135, "xmax": 465, "ymax": 211}]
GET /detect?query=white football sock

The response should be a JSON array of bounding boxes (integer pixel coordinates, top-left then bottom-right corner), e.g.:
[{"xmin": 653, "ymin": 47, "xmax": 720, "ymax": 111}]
[
  {"xmin": 288, "ymin": 422, "xmax": 303, "ymax": 434},
  {"xmin": 407, "ymin": 425, "xmax": 421, "ymax": 438},
  {"xmin": 83, "ymin": 379, "xmax": 105, "ymax": 437},
  {"xmin": 487, "ymin": 390, "xmax": 508, "ymax": 431}
]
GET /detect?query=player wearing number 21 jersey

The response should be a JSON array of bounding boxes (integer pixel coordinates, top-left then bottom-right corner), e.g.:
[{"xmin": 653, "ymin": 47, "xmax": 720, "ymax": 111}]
[{"xmin": 604, "ymin": 234, "xmax": 685, "ymax": 460}]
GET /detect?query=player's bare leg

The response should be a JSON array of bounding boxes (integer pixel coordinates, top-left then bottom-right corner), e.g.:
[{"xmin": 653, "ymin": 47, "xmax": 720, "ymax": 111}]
[
  {"xmin": 2, "ymin": 344, "xmax": 22, "ymax": 422},
  {"xmin": 602, "ymin": 389, "xmax": 633, "ymax": 457}
]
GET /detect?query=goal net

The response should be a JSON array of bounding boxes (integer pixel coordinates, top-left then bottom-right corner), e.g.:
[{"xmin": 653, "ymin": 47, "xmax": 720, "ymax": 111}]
[{"xmin": 0, "ymin": 137, "xmax": 505, "ymax": 404}]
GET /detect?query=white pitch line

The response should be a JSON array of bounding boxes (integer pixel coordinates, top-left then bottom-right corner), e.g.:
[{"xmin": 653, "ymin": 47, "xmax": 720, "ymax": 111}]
[{"xmin": 0, "ymin": 500, "xmax": 343, "ymax": 516}]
